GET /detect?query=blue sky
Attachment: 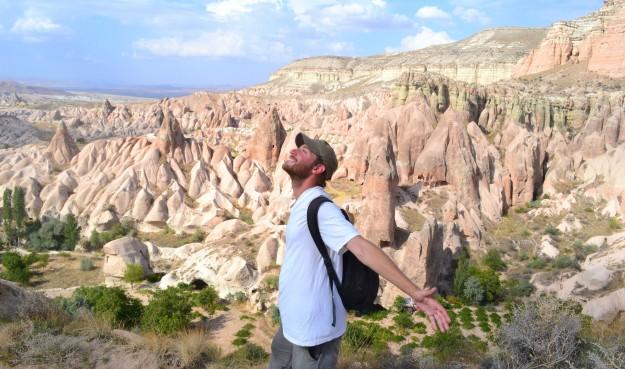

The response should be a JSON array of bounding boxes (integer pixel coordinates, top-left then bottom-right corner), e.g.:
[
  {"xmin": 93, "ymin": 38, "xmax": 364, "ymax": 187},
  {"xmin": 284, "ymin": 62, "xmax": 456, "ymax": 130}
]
[{"xmin": 0, "ymin": 0, "xmax": 604, "ymax": 89}]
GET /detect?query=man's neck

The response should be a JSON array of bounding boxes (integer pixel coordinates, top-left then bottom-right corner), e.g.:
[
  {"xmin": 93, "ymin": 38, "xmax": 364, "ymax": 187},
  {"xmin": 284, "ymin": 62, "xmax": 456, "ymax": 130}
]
[{"xmin": 291, "ymin": 178, "xmax": 318, "ymax": 200}]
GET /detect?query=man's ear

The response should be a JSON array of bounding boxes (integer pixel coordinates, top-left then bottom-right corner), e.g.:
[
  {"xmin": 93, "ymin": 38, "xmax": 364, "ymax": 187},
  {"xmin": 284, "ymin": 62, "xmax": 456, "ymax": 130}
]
[{"xmin": 312, "ymin": 163, "xmax": 326, "ymax": 176}]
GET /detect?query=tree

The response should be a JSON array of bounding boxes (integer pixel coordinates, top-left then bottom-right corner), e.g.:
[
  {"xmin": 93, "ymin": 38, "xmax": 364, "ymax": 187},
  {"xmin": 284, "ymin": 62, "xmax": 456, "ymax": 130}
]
[
  {"xmin": 0, "ymin": 252, "xmax": 31, "ymax": 285},
  {"xmin": 123, "ymin": 263, "xmax": 145, "ymax": 287},
  {"xmin": 2, "ymin": 188, "xmax": 12, "ymax": 225},
  {"xmin": 12, "ymin": 187, "xmax": 26, "ymax": 228},
  {"xmin": 63, "ymin": 214, "xmax": 81, "ymax": 250},
  {"xmin": 28, "ymin": 219, "xmax": 65, "ymax": 251}
]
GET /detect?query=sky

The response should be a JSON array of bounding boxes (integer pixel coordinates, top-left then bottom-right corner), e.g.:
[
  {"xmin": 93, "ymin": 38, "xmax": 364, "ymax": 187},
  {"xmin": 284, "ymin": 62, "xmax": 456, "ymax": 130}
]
[{"xmin": 0, "ymin": 0, "xmax": 604, "ymax": 89}]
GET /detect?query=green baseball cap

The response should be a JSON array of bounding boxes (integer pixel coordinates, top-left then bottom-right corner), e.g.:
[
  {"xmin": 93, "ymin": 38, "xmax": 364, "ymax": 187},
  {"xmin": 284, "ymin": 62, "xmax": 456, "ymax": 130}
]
[{"xmin": 295, "ymin": 132, "xmax": 338, "ymax": 180}]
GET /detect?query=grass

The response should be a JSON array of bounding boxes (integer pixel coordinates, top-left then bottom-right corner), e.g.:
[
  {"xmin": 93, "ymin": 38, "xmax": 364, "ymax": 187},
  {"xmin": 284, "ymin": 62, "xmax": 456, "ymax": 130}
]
[
  {"xmin": 326, "ymin": 178, "xmax": 362, "ymax": 205},
  {"xmin": 137, "ymin": 231, "xmax": 204, "ymax": 248},
  {"xmin": 399, "ymin": 207, "xmax": 426, "ymax": 232},
  {"xmin": 28, "ymin": 253, "xmax": 103, "ymax": 289}
]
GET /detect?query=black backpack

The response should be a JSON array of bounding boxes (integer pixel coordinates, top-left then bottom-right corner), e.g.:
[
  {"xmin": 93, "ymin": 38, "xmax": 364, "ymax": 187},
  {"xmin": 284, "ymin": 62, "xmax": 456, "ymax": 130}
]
[{"xmin": 307, "ymin": 196, "xmax": 381, "ymax": 326}]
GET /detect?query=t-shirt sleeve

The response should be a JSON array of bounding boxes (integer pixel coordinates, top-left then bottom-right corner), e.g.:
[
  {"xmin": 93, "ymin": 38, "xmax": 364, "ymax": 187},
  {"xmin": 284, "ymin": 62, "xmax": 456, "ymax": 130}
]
[{"xmin": 317, "ymin": 202, "xmax": 360, "ymax": 254}]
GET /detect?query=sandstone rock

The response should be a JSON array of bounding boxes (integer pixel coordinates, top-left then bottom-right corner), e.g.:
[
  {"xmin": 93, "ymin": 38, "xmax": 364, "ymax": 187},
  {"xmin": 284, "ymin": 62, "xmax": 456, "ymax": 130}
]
[
  {"xmin": 247, "ymin": 107, "xmax": 286, "ymax": 170},
  {"xmin": 256, "ymin": 236, "xmax": 280, "ymax": 272},
  {"xmin": 102, "ymin": 237, "xmax": 152, "ymax": 280},
  {"xmin": 48, "ymin": 122, "xmax": 80, "ymax": 165},
  {"xmin": 159, "ymin": 245, "xmax": 257, "ymax": 298},
  {"xmin": 206, "ymin": 219, "xmax": 249, "ymax": 241},
  {"xmin": 557, "ymin": 215, "xmax": 583, "ymax": 233},
  {"xmin": 355, "ymin": 118, "xmax": 398, "ymax": 247},
  {"xmin": 583, "ymin": 288, "xmax": 625, "ymax": 323},
  {"xmin": 539, "ymin": 235, "xmax": 560, "ymax": 258},
  {"xmin": 153, "ymin": 110, "xmax": 185, "ymax": 155}
]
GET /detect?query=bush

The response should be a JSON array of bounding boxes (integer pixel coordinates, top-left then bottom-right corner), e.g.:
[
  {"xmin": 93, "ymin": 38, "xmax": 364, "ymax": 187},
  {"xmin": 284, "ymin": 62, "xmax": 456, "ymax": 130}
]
[
  {"xmin": 483, "ymin": 250, "xmax": 506, "ymax": 271},
  {"xmin": 343, "ymin": 320, "xmax": 394, "ymax": 354},
  {"xmin": 492, "ymin": 297, "xmax": 582, "ymax": 369},
  {"xmin": 504, "ymin": 278, "xmax": 535, "ymax": 300},
  {"xmin": 573, "ymin": 241, "xmax": 597, "ymax": 261},
  {"xmin": 86, "ymin": 220, "xmax": 136, "ymax": 251},
  {"xmin": 422, "ymin": 327, "xmax": 485, "ymax": 363},
  {"xmin": 268, "ymin": 304, "xmax": 280, "ymax": 326},
  {"xmin": 28, "ymin": 219, "xmax": 66, "ymax": 251},
  {"xmin": 392, "ymin": 295, "xmax": 409, "ymax": 313},
  {"xmin": 554, "ymin": 255, "xmax": 579, "ymax": 270},
  {"xmin": 262, "ymin": 274, "xmax": 279, "ymax": 291},
  {"xmin": 222, "ymin": 343, "xmax": 268, "ymax": 367},
  {"xmin": 462, "ymin": 276, "xmax": 484, "ymax": 305},
  {"xmin": 79, "ymin": 258, "xmax": 94, "ymax": 271},
  {"xmin": 123, "ymin": 263, "xmax": 145, "ymax": 285},
  {"xmin": 413, "ymin": 322, "xmax": 427, "ymax": 334},
  {"xmin": 142, "ymin": 287, "xmax": 194, "ymax": 334},
  {"xmin": 544, "ymin": 226, "xmax": 561, "ymax": 236},
  {"xmin": 393, "ymin": 312, "xmax": 415, "ymax": 330},
  {"xmin": 363, "ymin": 308, "xmax": 389, "ymax": 321},
  {"xmin": 192, "ymin": 286, "xmax": 219, "ymax": 314},
  {"xmin": 527, "ymin": 257, "xmax": 548, "ymax": 269},
  {"xmin": 1, "ymin": 252, "xmax": 31, "ymax": 285},
  {"xmin": 72, "ymin": 286, "xmax": 142, "ymax": 328},
  {"xmin": 608, "ymin": 217, "xmax": 622, "ymax": 231}
]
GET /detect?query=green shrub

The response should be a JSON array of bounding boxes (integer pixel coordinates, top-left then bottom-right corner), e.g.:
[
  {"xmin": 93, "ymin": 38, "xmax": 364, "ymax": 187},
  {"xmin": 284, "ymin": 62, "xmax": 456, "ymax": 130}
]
[
  {"xmin": 393, "ymin": 312, "xmax": 414, "ymax": 330},
  {"xmin": 0, "ymin": 252, "xmax": 31, "ymax": 285},
  {"xmin": 462, "ymin": 276, "xmax": 484, "ymax": 305},
  {"xmin": 608, "ymin": 217, "xmax": 622, "ymax": 230},
  {"xmin": 222, "ymin": 343, "xmax": 268, "ymax": 366},
  {"xmin": 28, "ymin": 219, "xmax": 66, "ymax": 251},
  {"xmin": 527, "ymin": 257, "xmax": 548, "ymax": 269},
  {"xmin": 23, "ymin": 252, "xmax": 49, "ymax": 270},
  {"xmin": 504, "ymin": 278, "xmax": 535, "ymax": 299},
  {"xmin": 572, "ymin": 241, "xmax": 597, "ymax": 261},
  {"xmin": 490, "ymin": 312, "xmax": 502, "ymax": 327},
  {"xmin": 235, "ymin": 329, "xmax": 252, "ymax": 338},
  {"xmin": 262, "ymin": 274, "xmax": 279, "ymax": 291},
  {"xmin": 232, "ymin": 337, "xmax": 248, "ymax": 346},
  {"xmin": 554, "ymin": 255, "xmax": 579, "ymax": 270},
  {"xmin": 79, "ymin": 258, "xmax": 94, "ymax": 271},
  {"xmin": 544, "ymin": 226, "xmax": 560, "ymax": 236},
  {"xmin": 191, "ymin": 229, "xmax": 206, "ymax": 242},
  {"xmin": 268, "ymin": 304, "xmax": 280, "ymax": 326},
  {"xmin": 391, "ymin": 295, "xmax": 408, "ymax": 313},
  {"xmin": 475, "ymin": 308, "xmax": 488, "ymax": 322},
  {"xmin": 483, "ymin": 250, "xmax": 507, "ymax": 271},
  {"xmin": 86, "ymin": 221, "xmax": 136, "ymax": 251},
  {"xmin": 413, "ymin": 322, "xmax": 427, "ymax": 334},
  {"xmin": 400, "ymin": 342, "xmax": 419, "ymax": 354},
  {"xmin": 123, "ymin": 263, "xmax": 145, "ymax": 285},
  {"xmin": 141, "ymin": 286, "xmax": 194, "ymax": 334},
  {"xmin": 192, "ymin": 286, "xmax": 219, "ymax": 314},
  {"xmin": 422, "ymin": 327, "xmax": 482, "ymax": 363},
  {"xmin": 363, "ymin": 308, "xmax": 389, "ymax": 321},
  {"xmin": 343, "ymin": 320, "xmax": 394, "ymax": 354},
  {"xmin": 73, "ymin": 286, "xmax": 142, "ymax": 328}
]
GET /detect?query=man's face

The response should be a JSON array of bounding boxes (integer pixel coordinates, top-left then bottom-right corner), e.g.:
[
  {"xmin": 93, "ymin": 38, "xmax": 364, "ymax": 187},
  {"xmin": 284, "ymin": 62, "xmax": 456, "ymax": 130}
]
[{"xmin": 282, "ymin": 144, "xmax": 323, "ymax": 180}]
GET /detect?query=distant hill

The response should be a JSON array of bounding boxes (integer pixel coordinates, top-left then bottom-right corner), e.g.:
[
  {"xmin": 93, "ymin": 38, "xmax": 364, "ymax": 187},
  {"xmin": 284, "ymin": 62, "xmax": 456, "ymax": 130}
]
[{"xmin": 0, "ymin": 81, "xmax": 72, "ymax": 96}]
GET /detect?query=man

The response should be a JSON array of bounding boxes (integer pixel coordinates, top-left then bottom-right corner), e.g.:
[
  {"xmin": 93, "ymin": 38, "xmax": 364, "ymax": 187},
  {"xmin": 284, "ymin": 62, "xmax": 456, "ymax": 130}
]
[{"xmin": 269, "ymin": 133, "xmax": 450, "ymax": 369}]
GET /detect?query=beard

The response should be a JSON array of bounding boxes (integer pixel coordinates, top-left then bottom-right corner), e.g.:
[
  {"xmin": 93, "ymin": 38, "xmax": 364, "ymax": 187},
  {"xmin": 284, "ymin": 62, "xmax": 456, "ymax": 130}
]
[{"xmin": 282, "ymin": 159, "xmax": 314, "ymax": 180}]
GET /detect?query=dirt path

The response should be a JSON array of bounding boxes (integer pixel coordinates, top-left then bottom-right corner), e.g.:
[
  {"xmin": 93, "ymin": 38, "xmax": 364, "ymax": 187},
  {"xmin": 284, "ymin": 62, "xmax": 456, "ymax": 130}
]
[{"xmin": 203, "ymin": 305, "xmax": 276, "ymax": 355}]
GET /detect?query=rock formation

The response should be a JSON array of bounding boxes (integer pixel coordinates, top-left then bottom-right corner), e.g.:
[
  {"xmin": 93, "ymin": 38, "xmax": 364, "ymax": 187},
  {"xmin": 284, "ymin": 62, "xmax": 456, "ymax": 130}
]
[
  {"xmin": 247, "ymin": 107, "xmax": 286, "ymax": 171},
  {"xmin": 48, "ymin": 122, "xmax": 80, "ymax": 165}
]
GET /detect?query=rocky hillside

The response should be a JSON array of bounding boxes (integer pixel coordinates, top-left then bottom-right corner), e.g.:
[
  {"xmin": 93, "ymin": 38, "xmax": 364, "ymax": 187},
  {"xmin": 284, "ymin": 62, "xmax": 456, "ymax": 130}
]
[
  {"xmin": 257, "ymin": 28, "xmax": 547, "ymax": 93},
  {"xmin": 1, "ymin": 0, "xmax": 625, "ymax": 324}
]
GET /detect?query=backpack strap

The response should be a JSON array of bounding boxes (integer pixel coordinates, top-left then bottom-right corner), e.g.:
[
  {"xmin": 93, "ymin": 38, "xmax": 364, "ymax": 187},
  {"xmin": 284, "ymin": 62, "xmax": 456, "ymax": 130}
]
[{"xmin": 307, "ymin": 196, "xmax": 349, "ymax": 326}]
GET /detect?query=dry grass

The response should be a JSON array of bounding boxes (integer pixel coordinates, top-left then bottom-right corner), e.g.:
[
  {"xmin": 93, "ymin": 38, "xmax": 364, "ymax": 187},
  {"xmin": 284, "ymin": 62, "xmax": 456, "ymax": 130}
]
[
  {"xmin": 137, "ymin": 231, "xmax": 203, "ymax": 248},
  {"xmin": 63, "ymin": 311, "xmax": 114, "ymax": 339},
  {"xmin": 326, "ymin": 178, "xmax": 363, "ymax": 205},
  {"xmin": 29, "ymin": 253, "xmax": 104, "ymax": 289},
  {"xmin": 172, "ymin": 329, "xmax": 222, "ymax": 368},
  {"xmin": 399, "ymin": 207, "xmax": 426, "ymax": 232}
]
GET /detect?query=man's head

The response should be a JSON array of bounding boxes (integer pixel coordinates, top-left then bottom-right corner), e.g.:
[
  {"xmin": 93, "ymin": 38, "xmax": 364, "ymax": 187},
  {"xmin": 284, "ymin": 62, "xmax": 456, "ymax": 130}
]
[{"xmin": 282, "ymin": 133, "xmax": 338, "ymax": 187}]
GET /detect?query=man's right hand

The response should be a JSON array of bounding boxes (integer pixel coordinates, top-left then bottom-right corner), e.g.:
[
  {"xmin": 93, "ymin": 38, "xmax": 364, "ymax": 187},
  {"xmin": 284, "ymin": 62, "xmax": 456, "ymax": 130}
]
[{"xmin": 411, "ymin": 288, "xmax": 451, "ymax": 332}]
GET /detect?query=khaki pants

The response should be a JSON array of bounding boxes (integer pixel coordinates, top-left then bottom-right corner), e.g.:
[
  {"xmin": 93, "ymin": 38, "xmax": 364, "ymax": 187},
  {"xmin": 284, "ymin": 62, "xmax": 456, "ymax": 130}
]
[{"xmin": 268, "ymin": 325, "xmax": 342, "ymax": 369}]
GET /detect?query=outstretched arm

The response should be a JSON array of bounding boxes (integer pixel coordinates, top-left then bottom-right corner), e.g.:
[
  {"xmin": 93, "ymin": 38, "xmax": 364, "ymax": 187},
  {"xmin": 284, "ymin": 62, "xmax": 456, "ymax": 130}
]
[{"xmin": 346, "ymin": 235, "xmax": 450, "ymax": 332}]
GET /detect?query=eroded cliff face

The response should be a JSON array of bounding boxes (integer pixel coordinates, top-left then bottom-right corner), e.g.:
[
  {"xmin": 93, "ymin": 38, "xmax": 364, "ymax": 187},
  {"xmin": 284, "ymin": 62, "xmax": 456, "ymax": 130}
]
[
  {"xmin": 514, "ymin": 0, "xmax": 625, "ymax": 78},
  {"xmin": 257, "ymin": 28, "xmax": 547, "ymax": 93}
]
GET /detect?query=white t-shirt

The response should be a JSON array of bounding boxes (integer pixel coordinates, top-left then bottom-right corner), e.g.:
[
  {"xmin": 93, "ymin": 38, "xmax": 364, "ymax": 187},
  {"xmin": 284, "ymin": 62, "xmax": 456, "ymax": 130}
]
[{"xmin": 278, "ymin": 186, "xmax": 360, "ymax": 347}]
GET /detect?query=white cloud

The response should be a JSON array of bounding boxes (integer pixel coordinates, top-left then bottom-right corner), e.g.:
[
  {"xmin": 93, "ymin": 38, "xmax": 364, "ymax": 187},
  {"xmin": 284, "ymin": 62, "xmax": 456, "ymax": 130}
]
[
  {"xmin": 453, "ymin": 6, "xmax": 490, "ymax": 24},
  {"xmin": 386, "ymin": 26, "xmax": 454, "ymax": 53},
  {"xmin": 11, "ymin": 8, "xmax": 62, "ymax": 41},
  {"xmin": 206, "ymin": 0, "xmax": 282, "ymax": 21},
  {"xmin": 135, "ymin": 31, "xmax": 245, "ymax": 57},
  {"xmin": 415, "ymin": 6, "xmax": 452, "ymax": 21},
  {"xmin": 293, "ymin": 1, "xmax": 413, "ymax": 32},
  {"xmin": 328, "ymin": 41, "xmax": 352, "ymax": 54},
  {"xmin": 371, "ymin": 0, "xmax": 385, "ymax": 8}
]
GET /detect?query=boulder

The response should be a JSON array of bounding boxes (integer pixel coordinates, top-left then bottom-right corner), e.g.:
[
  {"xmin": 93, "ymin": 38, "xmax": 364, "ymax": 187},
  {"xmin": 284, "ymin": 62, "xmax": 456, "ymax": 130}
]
[
  {"xmin": 538, "ymin": 235, "xmax": 560, "ymax": 259},
  {"xmin": 159, "ymin": 245, "xmax": 257, "ymax": 298},
  {"xmin": 247, "ymin": 107, "xmax": 287, "ymax": 171},
  {"xmin": 583, "ymin": 288, "xmax": 625, "ymax": 323},
  {"xmin": 102, "ymin": 237, "xmax": 152, "ymax": 281},
  {"xmin": 256, "ymin": 237, "xmax": 280, "ymax": 272},
  {"xmin": 206, "ymin": 219, "xmax": 249, "ymax": 241}
]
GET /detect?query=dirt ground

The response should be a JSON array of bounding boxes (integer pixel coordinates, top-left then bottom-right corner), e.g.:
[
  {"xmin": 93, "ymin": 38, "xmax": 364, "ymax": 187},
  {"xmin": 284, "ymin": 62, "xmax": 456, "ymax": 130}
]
[{"xmin": 28, "ymin": 252, "xmax": 104, "ymax": 290}]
